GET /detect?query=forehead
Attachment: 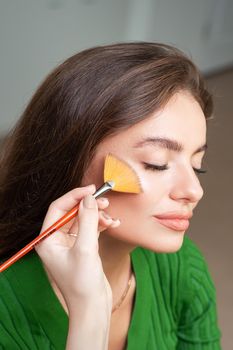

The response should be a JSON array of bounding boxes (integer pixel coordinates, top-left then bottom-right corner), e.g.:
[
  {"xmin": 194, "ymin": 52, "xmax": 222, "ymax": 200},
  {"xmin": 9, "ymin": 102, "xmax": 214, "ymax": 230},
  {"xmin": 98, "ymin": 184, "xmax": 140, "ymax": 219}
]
[{"xmin": 98, "ymin": 92, "xmax": 207, "ymax": 156}]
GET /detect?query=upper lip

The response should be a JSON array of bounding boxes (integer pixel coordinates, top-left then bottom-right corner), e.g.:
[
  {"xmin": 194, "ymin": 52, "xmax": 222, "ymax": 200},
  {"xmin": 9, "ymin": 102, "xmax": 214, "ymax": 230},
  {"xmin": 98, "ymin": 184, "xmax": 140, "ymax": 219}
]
[{"xmin": 154, "ymin": 212, "xmax": 193, "ymax": 220}]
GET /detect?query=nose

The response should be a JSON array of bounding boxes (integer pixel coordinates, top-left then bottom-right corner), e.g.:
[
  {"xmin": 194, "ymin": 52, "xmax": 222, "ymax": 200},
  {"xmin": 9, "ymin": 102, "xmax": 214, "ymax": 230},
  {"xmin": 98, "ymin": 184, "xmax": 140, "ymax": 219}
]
[{"xmin": 169, "ymin": 164, "xmax": 204, "ymax": 204}]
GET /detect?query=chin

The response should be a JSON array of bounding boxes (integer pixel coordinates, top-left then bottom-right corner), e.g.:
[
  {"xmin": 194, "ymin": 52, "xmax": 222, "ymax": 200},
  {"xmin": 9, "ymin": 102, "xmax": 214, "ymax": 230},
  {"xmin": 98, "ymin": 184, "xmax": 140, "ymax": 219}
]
[
  {"xmin": 104, "ymin": 225, "xmax": 186, "ymax": 254},
  {"xmin": 140, "ymin": 233, "xmax": 185, "ymax": 254}
]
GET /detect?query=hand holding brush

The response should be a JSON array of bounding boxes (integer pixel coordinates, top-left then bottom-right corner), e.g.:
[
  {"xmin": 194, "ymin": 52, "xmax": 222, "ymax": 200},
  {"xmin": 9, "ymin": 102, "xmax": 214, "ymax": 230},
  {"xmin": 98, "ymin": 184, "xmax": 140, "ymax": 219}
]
[{"xmin": 0, "ymin": 153, "xmax": 142, "ymax": 272}]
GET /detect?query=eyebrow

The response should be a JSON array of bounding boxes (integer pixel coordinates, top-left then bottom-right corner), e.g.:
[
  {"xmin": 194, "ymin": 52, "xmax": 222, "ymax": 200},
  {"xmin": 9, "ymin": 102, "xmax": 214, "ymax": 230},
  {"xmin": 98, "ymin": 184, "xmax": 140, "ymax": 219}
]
[{"xmin": 133, "ymin": 137, "xmax": 208, "ymax": 154}]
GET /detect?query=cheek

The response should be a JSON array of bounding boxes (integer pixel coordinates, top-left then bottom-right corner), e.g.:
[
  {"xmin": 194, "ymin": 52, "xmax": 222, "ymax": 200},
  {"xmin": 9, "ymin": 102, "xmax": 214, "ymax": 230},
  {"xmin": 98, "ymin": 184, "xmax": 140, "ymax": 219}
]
[
  {"xmin": 103, "ymin": 192, "xmax": 147, "ymax": 241},
  {"xmin": 105, "ymin": 193, "xmax": 148, "ymax": 241},
  {"xmin": 106, "ymin": 192, "xmax": 147, "ymax": 218},
  {"xmin": 104, "ymin": 184, "xmax": 164, "ymax": 226},
  {"xmin": 80, "ymin": 160, "xmax": 105, "ymax": 188}
]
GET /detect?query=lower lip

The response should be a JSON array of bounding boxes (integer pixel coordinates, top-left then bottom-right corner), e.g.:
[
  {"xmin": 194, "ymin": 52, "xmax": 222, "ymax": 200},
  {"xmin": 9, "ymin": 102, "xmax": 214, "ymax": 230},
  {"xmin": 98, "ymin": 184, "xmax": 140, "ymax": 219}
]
[{"xmin": 154, "ymin": 217, "xmax": 190, "ymax": 231}]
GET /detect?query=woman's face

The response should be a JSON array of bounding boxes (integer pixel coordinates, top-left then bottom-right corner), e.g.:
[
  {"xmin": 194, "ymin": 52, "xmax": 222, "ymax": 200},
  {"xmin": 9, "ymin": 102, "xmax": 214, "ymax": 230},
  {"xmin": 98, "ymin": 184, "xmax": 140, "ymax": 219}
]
[{"xmin": 81, "ymin": 91, "xmax": 207, "ymax": 253}]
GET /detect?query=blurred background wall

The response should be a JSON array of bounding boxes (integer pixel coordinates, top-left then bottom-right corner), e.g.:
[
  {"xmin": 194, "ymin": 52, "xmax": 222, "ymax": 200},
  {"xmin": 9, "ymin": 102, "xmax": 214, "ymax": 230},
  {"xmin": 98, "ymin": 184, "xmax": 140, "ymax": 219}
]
[
  {"xmin": 1, "ymin": 0, "xmax": 233, "ymax": 133},
  {"xmin": 0, "ymin": 1, "xmax": 232, "ymax": 348}
]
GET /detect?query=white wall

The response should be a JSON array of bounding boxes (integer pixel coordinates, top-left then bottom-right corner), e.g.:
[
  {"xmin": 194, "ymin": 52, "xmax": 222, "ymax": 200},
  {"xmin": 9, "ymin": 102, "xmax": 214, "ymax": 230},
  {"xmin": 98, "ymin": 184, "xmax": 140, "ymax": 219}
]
[
  {"xmin": 0, "ymin": 0, "xmax": 131, "ymax": 132},
  {"xmin": 126, "ymin": 0, "xmax": 233, "ymax": 71},
  {"xmin": 0, "ymin": 0, "xmax": 233, "ymax": 133}
]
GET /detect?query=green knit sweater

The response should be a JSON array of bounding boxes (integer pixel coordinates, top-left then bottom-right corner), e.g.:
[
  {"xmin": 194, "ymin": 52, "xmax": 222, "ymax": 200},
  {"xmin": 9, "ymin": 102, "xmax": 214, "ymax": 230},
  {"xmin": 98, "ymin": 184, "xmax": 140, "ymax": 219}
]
[{"xmin": 0, "ymin": 236, "xmax": 221, "ymax": 349}]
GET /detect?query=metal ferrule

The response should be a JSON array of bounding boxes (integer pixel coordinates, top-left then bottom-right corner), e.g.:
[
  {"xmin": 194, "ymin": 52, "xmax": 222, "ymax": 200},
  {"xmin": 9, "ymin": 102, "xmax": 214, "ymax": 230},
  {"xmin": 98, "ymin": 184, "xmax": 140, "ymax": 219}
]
[{"xmin": 93, "ymin": 181, "xmax": 115, "ymax": 199}]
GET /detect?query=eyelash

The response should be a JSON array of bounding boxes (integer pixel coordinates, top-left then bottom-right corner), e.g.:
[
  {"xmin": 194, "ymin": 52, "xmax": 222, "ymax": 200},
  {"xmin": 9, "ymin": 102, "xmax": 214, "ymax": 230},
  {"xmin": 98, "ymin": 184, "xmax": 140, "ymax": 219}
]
[{"xmin": 143, "ymin": 163, "xmax": 207, "ymax": 175}]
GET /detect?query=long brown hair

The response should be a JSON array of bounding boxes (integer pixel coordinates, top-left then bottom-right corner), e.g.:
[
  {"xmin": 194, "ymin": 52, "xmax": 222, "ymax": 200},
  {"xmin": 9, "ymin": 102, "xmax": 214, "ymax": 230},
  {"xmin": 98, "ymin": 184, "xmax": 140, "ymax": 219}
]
[{"xmin": 0, "ymin": 42, "xmax": 213, "ymax": 259}]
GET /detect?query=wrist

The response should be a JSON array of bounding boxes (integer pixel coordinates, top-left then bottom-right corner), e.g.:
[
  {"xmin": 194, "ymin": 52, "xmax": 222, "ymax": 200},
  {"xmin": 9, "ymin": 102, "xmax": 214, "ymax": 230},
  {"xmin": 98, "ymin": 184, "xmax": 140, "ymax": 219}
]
[
  {"xmin": 67, "ymin": 293, "xmax": 112, "ymax": 318},
  {"xmin": 66, "ymin": 311, "xmax": 111, "ymax": 350},
  {"xmin": 68, "ymin": 301, "xmax": 112, "ymax": 325}
]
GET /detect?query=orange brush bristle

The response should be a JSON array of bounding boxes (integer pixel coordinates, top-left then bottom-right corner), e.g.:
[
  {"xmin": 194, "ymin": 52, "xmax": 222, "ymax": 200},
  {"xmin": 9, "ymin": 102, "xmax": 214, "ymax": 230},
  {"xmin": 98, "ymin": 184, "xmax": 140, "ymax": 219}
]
[{"xmin": 104, "ymin": 153, "xmax": 142, "ymax": 194}]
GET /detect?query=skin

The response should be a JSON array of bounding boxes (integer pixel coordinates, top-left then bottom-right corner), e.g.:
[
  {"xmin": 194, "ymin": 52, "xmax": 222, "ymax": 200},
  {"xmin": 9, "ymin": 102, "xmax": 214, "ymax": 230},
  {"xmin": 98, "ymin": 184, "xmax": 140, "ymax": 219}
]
[{"xmin": 81, "ymin": 90, "xmax": 206, "ymax": 294}]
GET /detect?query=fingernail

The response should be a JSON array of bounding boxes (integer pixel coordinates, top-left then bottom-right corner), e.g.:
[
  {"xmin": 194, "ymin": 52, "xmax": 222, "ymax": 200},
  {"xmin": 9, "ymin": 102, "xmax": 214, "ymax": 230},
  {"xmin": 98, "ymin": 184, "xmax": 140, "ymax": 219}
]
[
  {"xmin": 87, "ymin": 184, "xmax": 96, "ymax": 192},
  {"xmin": 102, "ymin": 211, "xmax": 112, "ymax": 220},
  {"xmin": 83, "ymin": 195, "xmax": 96, "ymax": 209},
  {"xmin": 99, "ymin": 197, "xmax": 109, "ymax": 204},
  {"xmin": 111, "ymin": 218, "xmax": 121, "ymax": 227}
]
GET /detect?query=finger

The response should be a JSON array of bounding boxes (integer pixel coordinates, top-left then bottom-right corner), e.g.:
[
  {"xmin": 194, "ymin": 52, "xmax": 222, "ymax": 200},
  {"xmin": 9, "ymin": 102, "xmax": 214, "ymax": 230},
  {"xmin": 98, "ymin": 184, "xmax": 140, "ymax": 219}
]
[
  {"xmin": 69, "ymin": 210, "xmax": 121, "ymax": 238},
  {"xmin": 99, "ymin": 210, "xmax": 121, "ymax": 231},
  {"xmin": 49, "ymin": 184, "xmax": 96, "ymax": 216},
  {"xmin": 36, "ymin": 185, "xmax": 96, "ymax": 254},
  {"xmin": 40, "ymin": 185, "xmax": 96, "ymax": 233},
  {"xmin": 98, "ymin": 210, "xmax": 113, "ymax": 226},
  {"xmin": 96, "ymin": 197, "xmax": 109, "ymax": 210},
  {"xmin": 73, "ymin": 195, "xmax": 99, "ymax": 252},
  {"xmin": 67, "ymin": 197, "xmax": 110, "ymax": 235},
  {"xmin": 98, "ymin": 214, "xmax": 121, "ymax": 232},
  {"xmin": 108, "ymin": 218, "xmax": 121, "ymax": 228}
]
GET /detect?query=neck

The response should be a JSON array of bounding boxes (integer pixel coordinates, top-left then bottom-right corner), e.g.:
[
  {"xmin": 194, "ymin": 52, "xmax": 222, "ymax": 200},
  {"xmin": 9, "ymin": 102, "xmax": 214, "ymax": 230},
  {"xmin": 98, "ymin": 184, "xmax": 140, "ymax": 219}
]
[{"xmin": 98, "ymin": 232, "xmax": 136, "ymax": 303}]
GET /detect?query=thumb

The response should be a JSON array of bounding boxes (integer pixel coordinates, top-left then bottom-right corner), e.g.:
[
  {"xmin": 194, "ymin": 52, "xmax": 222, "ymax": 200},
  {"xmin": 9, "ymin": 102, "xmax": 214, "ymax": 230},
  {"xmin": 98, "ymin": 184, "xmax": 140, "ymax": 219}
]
[{"xmin": 74, "ymin": 194, "xmax": 99, "ymax": 251}]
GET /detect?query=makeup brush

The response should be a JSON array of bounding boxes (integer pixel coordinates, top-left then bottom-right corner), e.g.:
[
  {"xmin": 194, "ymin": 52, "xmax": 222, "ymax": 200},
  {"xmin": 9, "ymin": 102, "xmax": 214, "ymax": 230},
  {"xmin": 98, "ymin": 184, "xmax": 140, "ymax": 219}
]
[{"xmin": 0, "ymin": 153, "xmax": 142, "ymax": 273}]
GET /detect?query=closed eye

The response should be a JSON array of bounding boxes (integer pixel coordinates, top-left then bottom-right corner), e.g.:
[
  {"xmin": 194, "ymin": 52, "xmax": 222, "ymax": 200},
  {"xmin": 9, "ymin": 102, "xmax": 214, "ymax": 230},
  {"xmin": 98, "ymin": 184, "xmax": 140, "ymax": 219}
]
[
  {"xmin": 143, "ymin": 163, "xmax": 168, "ymax": 171},
  {"xmin": 143, "ymin": 162, "xmax": 207, "ymax": 174},
  {"xmin": 193, "ymin": 167, "xmax": 207, "ymax": 174}
]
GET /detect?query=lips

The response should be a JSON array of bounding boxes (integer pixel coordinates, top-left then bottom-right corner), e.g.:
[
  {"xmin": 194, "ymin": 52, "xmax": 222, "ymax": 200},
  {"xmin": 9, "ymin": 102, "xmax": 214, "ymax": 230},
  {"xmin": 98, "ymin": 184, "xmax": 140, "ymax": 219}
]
[{"xmin": 153, "ymin": 212, "xmax": 192, "ymax": 232}]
